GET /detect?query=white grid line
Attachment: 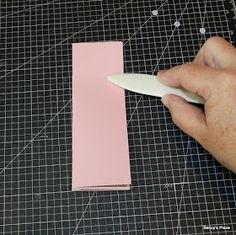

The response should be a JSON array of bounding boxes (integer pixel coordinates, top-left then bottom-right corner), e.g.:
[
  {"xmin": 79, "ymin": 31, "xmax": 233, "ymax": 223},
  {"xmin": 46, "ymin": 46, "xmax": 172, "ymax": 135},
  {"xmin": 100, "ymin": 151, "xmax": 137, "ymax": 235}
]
[{"xmin": 0, "ymin": 0, "xmax": 134, "ymax": 81}]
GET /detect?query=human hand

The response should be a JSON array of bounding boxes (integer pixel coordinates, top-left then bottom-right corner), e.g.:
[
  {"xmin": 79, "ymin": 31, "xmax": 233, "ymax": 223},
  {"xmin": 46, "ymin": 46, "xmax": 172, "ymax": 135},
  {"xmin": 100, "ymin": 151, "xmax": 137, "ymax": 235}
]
[{"xmin": 158, "ymin": 36, "xmax": 236, "ymax": 173}]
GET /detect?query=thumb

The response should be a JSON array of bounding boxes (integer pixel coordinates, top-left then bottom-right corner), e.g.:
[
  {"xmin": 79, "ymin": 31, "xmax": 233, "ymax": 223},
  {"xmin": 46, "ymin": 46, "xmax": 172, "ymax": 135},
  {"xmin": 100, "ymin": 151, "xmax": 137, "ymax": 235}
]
[{"xmin": 161, "ymin": 94, "xmax": 207, "ymax": 142}]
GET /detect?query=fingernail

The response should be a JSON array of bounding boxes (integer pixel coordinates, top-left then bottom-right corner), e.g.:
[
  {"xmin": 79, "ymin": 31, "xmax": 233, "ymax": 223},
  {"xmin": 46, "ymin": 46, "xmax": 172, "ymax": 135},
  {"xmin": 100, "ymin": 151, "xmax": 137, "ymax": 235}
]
[{"xmin": 161, "ymin": 96, "xmax": 169, "ymax": 107}]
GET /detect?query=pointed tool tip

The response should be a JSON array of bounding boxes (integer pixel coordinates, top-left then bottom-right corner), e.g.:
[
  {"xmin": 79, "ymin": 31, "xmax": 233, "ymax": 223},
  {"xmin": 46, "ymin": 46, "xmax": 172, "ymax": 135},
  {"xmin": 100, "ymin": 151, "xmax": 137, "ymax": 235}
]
[
  {"xmin": 107, "ymin": 75, "xmax": 117, "ymax": 85},
  {"xmin": 107, "ymin": 74, "xmax": 121, "ymax": 82},
  {"xmin": 107, "ymin": 75, "xmax": 116, "ymax": 81}
]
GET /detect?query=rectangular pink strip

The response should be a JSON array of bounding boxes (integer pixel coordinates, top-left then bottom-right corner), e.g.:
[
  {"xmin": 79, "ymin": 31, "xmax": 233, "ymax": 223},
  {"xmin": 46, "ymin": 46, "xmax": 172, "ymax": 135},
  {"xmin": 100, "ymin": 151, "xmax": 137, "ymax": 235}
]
[{"xmin": 72, "ymin": 42, "xmax": 131, "ymax": 191}]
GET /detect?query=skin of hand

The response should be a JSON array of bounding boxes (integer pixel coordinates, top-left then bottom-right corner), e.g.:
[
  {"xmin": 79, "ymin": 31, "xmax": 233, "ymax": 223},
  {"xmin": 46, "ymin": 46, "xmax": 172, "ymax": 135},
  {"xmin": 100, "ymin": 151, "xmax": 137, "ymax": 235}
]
[{"xmin": 158, "ymin": 36, "xmax": 236, "ymax": 174}]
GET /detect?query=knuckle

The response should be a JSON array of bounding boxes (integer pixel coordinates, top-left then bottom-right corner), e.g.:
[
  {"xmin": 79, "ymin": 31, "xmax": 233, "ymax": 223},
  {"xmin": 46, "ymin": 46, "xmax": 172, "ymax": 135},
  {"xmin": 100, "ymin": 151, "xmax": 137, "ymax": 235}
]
[
  {"xmin": 205, "ymin": 36, "xmax": 223, "ymax": 47},
  {"xmin": 220, "ymin": 70, "xmax": 236, "ymax": 86},
  {"xmin": 196, "ymin": 86, "xmax": 209, "ymax": 99},
  {"xmin": 181, "ymin": 63, "xmax": 191, "ymax": 70},
  {"xmin": 174, "ymin": 64, "xmax": 184, "ymax": 73},
  {"xmin": 213, "ymin": 70, "xmax": 236, "ymax": 100},
  {"xmin": 175, "ymin": 64, "xmax": 192, "ymax": 74},
  {"xmin": 180, "ymin": 63, "xmax": 201, "ymax": 79}
]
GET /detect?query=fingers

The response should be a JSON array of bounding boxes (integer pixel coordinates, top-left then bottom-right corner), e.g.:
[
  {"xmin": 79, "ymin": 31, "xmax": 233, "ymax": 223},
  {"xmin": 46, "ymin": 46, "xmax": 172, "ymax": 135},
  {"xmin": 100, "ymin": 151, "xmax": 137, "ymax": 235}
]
[
  {"xmin": 158, "ymin": 63, "xmax": 219, "ymax": 101},
  {"xmin": 161, "ymin": 94, "xmax": 206, "ymax": 142},
  {"xmin": 193, "ymin": 36, "xmax": 236, "ymax": 69}
]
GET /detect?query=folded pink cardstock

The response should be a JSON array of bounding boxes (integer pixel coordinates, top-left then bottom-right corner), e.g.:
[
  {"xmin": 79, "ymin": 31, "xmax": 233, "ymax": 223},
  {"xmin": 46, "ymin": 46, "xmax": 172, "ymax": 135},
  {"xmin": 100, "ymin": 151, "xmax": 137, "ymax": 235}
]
[{"xmin": 72, "ymin": 42, "xmax": 131, "ymax": 191}]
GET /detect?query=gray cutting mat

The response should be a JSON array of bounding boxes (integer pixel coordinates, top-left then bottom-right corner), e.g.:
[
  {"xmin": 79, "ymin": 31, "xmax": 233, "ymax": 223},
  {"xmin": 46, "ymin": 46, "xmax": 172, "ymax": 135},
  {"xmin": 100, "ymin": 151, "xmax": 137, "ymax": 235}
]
[{"xmin": 0, "ymin": 0, "xmax": 236, "ymax": 234}]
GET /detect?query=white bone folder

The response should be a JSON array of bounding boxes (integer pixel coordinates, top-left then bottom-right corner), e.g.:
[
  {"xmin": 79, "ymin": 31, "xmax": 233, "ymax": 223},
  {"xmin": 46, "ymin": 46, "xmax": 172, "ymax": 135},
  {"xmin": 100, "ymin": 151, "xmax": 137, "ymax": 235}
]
[{"xmin": 107, "ymin": 74, "xmax": 204, "ymax": 104}]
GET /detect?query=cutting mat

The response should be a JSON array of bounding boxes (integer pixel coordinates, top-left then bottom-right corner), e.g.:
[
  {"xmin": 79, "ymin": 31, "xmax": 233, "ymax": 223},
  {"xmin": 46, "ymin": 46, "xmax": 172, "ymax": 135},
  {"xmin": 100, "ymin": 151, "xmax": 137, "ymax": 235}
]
[{"xmin": 0, "ymin": 0, "xmax": 236, "ymax": 234}]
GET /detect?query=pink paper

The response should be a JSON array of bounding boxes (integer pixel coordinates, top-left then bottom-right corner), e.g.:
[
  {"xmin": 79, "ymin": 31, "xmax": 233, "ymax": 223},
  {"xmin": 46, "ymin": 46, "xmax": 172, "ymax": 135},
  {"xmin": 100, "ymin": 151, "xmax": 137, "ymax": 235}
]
[{"xmin": 72, "ymin": 42, "xmax": 131, "ymax": 191}]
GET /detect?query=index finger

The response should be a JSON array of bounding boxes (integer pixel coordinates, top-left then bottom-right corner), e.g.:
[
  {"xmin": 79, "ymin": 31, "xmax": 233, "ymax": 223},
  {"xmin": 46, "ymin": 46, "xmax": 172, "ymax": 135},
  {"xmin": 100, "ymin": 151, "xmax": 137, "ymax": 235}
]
[
  {"xmin": 157, "ymin": 63, "xmax": 219, "ymax": 100},
  {"xmin": 193, "ymin": 37, "xmax": 236, "ymax": 69}
]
